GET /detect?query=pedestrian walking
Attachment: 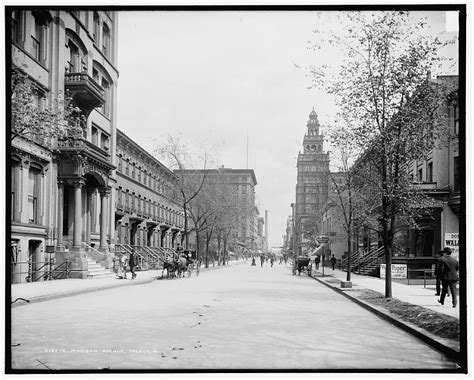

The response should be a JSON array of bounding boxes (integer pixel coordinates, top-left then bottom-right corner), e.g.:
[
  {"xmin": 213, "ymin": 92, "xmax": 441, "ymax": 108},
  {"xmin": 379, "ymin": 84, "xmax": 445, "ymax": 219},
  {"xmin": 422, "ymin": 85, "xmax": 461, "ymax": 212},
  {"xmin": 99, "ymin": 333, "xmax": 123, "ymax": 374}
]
[
  {"xmin": 260, "ymin": 254, "xmax": 265, "ymax": 267},
  {"xmin": 315, "ymin": 256, "xmax": 320, "ymax": 270},
  {"xmin": 434, "ymin": 250, "xmax": 444, "ymax": 296},
  {"xmin": 116, "ymin": 253, "xmax": 126, "ymax": 279},
  {"xmin": 129, "ymin": 249, "xmax": 137, "ymax": 280},
  {"xmin": 330, "ymin": 255, "xmax": 337, "ymax": 271},
  {"xmin": 438, "ymin": 247, "xmax": 458, "ymax": 308},
  {"xmin": 270, "ymin": 256, "xmax": 274, "ymax": 267}
]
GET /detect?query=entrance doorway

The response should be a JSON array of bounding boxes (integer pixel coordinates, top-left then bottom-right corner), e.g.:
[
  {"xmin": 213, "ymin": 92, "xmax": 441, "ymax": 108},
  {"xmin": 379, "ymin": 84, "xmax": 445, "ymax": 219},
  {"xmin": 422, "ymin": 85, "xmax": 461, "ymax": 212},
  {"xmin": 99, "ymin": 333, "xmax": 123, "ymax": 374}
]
[{"xmin": 28, "ymin": 240, "xmax": 42, "ymax": 282}]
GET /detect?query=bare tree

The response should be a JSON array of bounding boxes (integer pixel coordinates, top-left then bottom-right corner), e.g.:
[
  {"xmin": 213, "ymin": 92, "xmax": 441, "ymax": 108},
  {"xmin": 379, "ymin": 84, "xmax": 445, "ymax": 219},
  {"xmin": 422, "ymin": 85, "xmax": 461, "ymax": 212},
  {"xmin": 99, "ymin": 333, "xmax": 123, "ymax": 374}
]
[{"xmin": 155, "ymin": 135, "xmax": 214, "ymax": 251}]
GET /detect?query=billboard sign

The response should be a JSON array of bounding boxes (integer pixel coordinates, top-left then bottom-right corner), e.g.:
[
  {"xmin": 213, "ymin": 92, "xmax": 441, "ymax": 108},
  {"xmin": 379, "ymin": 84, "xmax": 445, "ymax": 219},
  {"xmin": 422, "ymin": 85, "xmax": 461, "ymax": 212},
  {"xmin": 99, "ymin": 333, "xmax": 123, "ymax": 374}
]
[{"xmin": 379, "ymin": 264, "xmax": 407, "ymax": 279}]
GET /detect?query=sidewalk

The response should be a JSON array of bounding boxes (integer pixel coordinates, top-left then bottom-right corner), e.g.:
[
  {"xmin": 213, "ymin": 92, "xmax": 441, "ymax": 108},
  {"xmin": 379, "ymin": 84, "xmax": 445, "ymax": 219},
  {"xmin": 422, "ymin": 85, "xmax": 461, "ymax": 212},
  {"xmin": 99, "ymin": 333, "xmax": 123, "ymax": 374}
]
[
  {"xmin": 311, "ymin": 266, "xmax": 459, "ymax": 319},
  {"xmin": 10, "ymin": 259, "xmax": 246, "ymax": 307}
]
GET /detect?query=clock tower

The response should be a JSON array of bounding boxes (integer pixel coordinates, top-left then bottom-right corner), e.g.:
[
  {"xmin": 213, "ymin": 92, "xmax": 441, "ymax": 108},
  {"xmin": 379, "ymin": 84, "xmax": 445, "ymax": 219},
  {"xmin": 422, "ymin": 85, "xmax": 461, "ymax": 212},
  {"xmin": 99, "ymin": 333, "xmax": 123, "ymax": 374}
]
[{"xmin": 294, "ymin": 108, "xmax": 330, "ymax": 254}]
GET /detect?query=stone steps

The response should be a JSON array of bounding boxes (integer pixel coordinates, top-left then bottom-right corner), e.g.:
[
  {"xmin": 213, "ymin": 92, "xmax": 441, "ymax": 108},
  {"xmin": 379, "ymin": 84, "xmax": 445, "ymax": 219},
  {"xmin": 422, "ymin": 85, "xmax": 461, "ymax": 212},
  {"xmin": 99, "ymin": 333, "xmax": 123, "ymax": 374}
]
[{"xmin": 86, "ymin": 257, "xmax": 115, "ymax": 279}]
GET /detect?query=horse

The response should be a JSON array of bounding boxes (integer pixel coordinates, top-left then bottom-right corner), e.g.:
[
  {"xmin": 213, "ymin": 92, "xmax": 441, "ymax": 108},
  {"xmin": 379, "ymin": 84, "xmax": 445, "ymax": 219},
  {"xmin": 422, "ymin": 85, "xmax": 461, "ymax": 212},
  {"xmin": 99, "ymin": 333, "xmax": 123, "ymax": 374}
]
[
  {"xmin": 175, "ymin": 256, "xmax": 188, "ymax": 278},
  {"xmin": 162, "ymin": 258, "xmax": 176, "ymax": 278}
]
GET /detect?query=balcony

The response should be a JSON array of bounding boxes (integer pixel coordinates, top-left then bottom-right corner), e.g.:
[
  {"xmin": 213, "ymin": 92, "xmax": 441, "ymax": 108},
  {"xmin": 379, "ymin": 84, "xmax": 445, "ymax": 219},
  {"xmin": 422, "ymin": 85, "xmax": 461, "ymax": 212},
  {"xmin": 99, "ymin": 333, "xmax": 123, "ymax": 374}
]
[
  {"xmin": 57, "ymin": 137, "xmax": 114, "ymax": 179},
  {"xmin": 57, "ymin": 137, "xmax": 110, "ymax": 164},
  {"xmin": 65, "ymin": 72, "xmax": 105, "ymax": 116}
]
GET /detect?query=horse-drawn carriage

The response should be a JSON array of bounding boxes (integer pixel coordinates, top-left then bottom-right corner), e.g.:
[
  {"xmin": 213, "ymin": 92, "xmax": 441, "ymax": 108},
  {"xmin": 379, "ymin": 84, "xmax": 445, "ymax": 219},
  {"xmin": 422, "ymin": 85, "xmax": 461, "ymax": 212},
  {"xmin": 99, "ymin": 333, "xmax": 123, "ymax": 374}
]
[
  {"xmin": 162, "ymin": 251, "xmax": 200, "ymax": 279},
  {"xmin": 292, "ymin": 255, "xmax": 312, "ymax": 276}
]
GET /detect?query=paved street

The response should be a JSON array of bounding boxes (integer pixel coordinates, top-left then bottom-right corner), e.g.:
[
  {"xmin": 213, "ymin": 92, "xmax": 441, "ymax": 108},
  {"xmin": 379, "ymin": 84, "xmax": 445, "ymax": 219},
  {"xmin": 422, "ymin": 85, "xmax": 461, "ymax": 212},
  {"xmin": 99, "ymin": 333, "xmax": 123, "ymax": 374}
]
[{"xmin": 11, "ymin": 262, "xmax": 458, "ymax": 370}]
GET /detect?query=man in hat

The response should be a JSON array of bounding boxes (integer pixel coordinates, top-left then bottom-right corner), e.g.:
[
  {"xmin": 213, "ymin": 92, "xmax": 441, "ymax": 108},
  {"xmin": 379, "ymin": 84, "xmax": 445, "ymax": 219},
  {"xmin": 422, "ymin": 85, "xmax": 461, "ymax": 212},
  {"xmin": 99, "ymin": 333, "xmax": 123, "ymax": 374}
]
[{"xmin": 438, "ymin": 247, "xmax": 459, "ymax": 308}]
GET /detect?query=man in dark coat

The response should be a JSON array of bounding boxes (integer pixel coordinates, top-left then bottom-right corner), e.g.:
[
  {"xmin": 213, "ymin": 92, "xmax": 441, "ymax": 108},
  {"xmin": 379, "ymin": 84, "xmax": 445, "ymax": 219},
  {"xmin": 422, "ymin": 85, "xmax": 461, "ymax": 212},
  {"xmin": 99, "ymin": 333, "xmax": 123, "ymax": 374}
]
[
  {"xmin": 434, "ymin": 250, "xmax": 444, "ymax": 296},
  {"xmin": 129, "ymin": 249, "xmax": 137, "ymax": 280},
  {"xmin": 438, "ymin": 247, "xmax": 458, "ymax": 308}
]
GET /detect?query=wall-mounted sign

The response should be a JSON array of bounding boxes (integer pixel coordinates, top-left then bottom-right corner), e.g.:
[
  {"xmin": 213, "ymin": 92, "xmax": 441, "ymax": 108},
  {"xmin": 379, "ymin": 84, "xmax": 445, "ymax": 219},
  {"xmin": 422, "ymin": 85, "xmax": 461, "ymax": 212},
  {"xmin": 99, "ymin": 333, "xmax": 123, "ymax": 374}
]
[
  {"xmin": 380, "ymin": 264, "xmax": 407, "ymax": 279},
  {"xmin": 444, "ymin": 233, "xmax": 459, "ymax": 259}
]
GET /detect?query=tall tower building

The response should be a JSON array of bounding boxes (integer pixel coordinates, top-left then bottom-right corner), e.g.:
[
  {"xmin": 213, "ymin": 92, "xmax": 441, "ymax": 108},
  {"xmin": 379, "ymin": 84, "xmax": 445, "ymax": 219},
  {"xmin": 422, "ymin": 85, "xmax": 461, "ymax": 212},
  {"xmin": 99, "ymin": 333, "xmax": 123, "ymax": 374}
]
[{"xmin": 294, "ymin": 109, "xmax": 330, "ymax": 254}]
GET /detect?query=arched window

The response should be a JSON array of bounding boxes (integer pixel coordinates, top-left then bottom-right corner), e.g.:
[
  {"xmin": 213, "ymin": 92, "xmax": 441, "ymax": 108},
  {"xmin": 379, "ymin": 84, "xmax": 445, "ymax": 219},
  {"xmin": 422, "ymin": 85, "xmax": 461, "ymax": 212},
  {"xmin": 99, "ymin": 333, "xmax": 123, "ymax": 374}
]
[{"xmin": 65, "ymin": 30, "xmax": 87, "ymax": 73}]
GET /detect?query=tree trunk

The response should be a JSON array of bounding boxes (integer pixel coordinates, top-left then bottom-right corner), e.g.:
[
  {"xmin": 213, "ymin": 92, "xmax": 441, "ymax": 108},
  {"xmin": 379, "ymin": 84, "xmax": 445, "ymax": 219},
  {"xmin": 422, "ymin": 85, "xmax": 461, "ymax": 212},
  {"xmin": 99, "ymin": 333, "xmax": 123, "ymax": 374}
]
[
  {"xmin": 223, "ymin": 237, "xmax": 227, "ymax": 265},
  {"xmin": 205, "ymin": 231, "xmax": 210, "ymax": 268},
  {"xmin": 195, "ymin": 230, "xmax": 200, "ymax": 260},
  {"xmin": 217, "ymin": 231, "xmax": 221, "ymax": 266},
  {"xmin": 184, "ymin": 203, "xmax": 188, "ymax": 250},
  {"xmin": 382, "ymin": 198, "xmax": 392, "ymax": 298}
]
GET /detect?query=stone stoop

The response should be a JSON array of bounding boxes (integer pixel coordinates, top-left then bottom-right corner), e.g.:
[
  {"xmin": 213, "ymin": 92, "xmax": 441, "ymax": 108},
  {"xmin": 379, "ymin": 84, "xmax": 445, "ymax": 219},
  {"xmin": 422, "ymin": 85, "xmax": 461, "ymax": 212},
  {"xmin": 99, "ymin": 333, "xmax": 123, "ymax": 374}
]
[{"xmin": 86, "ymin": 256, "xmax": 115, "ymax": 279}]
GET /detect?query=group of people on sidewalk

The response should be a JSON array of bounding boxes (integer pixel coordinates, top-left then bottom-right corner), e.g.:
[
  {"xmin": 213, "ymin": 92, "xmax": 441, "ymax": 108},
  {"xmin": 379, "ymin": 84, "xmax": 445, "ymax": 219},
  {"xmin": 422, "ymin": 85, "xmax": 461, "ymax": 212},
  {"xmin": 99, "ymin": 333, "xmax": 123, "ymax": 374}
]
[
  {"xmin": 434, "ymin": 247, "xmax": 459, "ymax": 308},
  {"xmin": 312, "ymin": 255, "xmax": 337, "ymax": 271},
  {"xmin": 116, "ymin": 250, "xmax": 137, "ymax": 280}
]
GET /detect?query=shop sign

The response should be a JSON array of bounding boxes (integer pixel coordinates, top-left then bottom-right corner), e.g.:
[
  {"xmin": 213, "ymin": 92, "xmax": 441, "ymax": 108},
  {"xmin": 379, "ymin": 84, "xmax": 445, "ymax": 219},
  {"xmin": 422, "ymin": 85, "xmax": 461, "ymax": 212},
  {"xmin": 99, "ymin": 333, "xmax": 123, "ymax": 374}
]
[{"xmin": 379, "ymin": 264, "xmax": 407, "ymax": 279}]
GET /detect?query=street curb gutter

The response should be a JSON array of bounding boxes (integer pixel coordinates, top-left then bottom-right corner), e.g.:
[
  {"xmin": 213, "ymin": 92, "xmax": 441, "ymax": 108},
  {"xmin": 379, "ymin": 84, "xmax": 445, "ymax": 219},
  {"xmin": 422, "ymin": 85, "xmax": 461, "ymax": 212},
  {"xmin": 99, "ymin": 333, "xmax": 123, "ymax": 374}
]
[
  {"xmin": 11, "ymin": 261, "xmax": 245, "ymax": 308},
  {"xmin": 309, "ymin": 274, "xmax": 461, "ymax": 362},
  {"xmin": 11, "ymin": 276, "xmax": 158, "ymax": 308}
]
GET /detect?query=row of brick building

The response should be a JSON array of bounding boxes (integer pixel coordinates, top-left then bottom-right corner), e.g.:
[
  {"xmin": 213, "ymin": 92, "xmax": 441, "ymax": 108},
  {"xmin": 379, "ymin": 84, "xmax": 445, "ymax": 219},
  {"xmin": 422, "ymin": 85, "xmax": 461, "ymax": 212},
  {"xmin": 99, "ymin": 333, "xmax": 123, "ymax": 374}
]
[{"xmin": 9, "ymin": 9, "xmax": 266, "ymax": 283}]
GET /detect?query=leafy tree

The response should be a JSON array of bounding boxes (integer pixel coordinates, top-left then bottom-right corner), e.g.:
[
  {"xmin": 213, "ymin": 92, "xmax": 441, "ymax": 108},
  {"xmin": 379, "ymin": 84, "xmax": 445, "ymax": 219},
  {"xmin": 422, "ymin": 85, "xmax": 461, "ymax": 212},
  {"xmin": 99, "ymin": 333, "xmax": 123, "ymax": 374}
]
[
  {"xmin": 11, "ymin": 70, "xmax": 84, "ymax": 143},
  {"xmin": 309, "ymin": 11, "xmax": 456, "ymax": 297}
]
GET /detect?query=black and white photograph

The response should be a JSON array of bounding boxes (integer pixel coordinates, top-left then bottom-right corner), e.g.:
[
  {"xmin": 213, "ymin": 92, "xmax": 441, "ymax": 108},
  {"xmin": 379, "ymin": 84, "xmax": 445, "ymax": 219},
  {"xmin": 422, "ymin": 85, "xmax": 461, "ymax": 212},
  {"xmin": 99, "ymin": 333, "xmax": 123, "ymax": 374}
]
[{"xmin": 5, "ymin": 1, "xmax": 469, "ymax": 376}]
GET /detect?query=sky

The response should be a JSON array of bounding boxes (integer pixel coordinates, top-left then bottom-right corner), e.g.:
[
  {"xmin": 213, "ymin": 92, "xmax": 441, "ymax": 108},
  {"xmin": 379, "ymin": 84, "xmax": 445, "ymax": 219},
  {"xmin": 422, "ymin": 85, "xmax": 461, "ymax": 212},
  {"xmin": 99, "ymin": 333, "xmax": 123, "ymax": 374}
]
[{"xmin": 116, "ymin": 10, "xmax": 458, "ymax": 250}]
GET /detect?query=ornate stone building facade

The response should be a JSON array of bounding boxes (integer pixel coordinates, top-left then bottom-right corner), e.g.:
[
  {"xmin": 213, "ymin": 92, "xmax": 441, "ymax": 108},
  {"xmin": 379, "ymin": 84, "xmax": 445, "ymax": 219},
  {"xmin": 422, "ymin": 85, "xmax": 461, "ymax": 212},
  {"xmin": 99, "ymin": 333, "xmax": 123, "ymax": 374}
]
[
  {"xmin": 11, "ymin": 9, "xmax": 119, "ymax": 281},
  {"xmin": 114, "ymin": 130, "xmax": 185, "ymax": 252},
  {"xmin": 294, "ymin": 109, "xmax": 330, "ymax": 254}
]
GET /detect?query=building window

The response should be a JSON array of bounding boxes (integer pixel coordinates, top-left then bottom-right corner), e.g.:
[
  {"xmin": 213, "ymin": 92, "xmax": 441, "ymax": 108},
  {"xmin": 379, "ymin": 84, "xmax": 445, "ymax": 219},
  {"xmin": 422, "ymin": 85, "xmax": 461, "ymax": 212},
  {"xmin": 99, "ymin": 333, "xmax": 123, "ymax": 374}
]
[
  {"xmin": 11, "ymin": 10, "xmax": 23, "ymax": 46},
  {"xmin": 66, "ymin": 41, "xmax": 85, "ymax": 73},
  {"xmin": 91, "ymin": 125, "xmax": 99, "ymax": 146},
  {"xmin": 100, "ymin": 132, "xmax": 109, "ymax": 151},
  {"xmin": 28, "ymin": 166, "xmax": 41, "ymax": 224},
  {"xmin": 93, "ymin": 12, "xmax": 100, "ymax": 43},
  {"xmin": 11, "ymin": 163, "xmax": 19, "ymax": 221},
  {"xmin": 417, "ymin": 168, "xmax": 423, "ymax": 182},
  {"xmin": 117, "ymin": 156, "xmax": 122, "ymax": 172},
  {"xmin": 92, "ymin": 68, "xmax": 99, "ymax": 83},
  {"xmin": 102, "ymin": 23, "xmax": 110, "ymax": 58},
  {"xmin": 426, "ymin": 162, "xmax": 433, "ymax": 183},
  {"xmin": 32, "ymin": 18, "xmax": 46, "ymax": 64},
  {"xmin": 100, "ymin": 78, "xmax": 110, "ymax": 116}
]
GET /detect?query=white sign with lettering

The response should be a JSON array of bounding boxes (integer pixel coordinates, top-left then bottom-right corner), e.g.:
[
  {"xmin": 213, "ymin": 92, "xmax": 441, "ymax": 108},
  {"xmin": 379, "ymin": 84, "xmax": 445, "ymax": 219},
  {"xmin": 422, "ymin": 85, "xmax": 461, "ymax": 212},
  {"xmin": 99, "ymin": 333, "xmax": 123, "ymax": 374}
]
[
  {"xmin": 379, "ymin": 264, "xmax": 408, "ymax": 279},
  {"xmin": 445, "ymin": 233, "xmax": 459, "ymax": 259}
]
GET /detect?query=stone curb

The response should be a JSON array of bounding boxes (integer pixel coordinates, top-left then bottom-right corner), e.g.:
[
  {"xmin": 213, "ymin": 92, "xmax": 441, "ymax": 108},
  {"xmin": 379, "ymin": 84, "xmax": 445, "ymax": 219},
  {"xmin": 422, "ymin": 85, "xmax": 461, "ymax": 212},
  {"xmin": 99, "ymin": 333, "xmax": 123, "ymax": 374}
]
[
  {"xmin": 11, "ymin": 261, "xmax": 245, "ymax": 308},
  {"xmin": 308, "ymin": 273, "xmax": 461, "ymax": 362},
  {"xmin": 11, "ymin": 276, "xmax": 158, "ymax": 308}
]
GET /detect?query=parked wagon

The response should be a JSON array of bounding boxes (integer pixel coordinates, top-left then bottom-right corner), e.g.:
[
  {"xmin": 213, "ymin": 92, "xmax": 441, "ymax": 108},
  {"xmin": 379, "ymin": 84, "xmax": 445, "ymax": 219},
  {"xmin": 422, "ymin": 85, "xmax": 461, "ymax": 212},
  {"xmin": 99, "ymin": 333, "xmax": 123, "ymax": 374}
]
[{"xmin": 293, "ymin": 256, "xmax": 312, "ymax": 276}]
